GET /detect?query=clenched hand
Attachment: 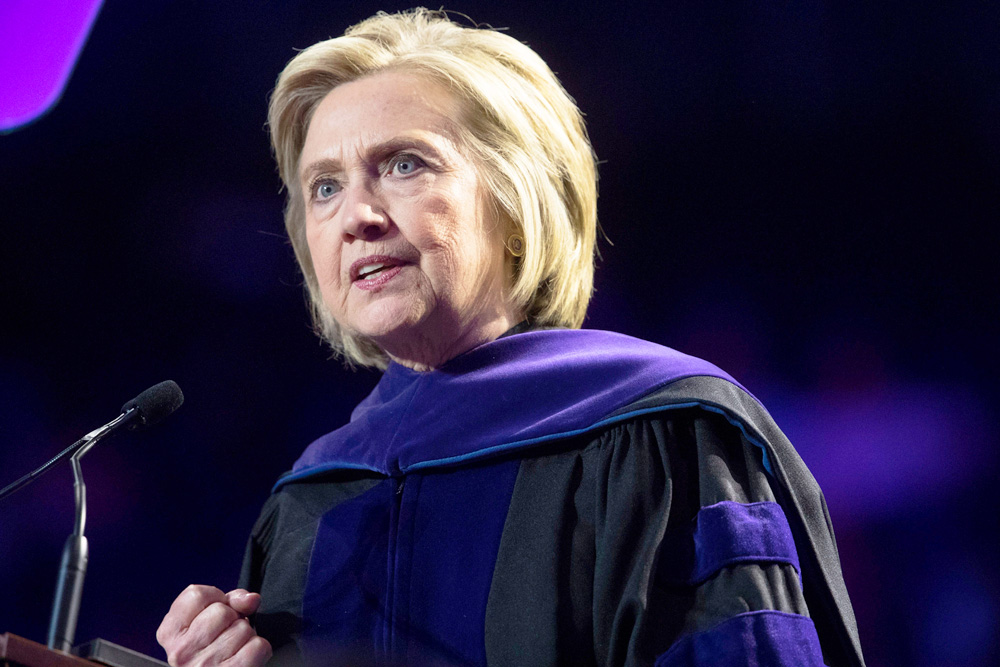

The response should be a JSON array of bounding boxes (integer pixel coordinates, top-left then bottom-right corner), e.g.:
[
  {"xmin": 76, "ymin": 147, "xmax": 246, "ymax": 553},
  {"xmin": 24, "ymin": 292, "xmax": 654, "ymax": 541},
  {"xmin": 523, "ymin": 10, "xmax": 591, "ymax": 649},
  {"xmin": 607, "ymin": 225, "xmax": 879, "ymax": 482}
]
[{"xmin": 157, "ymin": 585, "xmax": 272, "ymax": 667}]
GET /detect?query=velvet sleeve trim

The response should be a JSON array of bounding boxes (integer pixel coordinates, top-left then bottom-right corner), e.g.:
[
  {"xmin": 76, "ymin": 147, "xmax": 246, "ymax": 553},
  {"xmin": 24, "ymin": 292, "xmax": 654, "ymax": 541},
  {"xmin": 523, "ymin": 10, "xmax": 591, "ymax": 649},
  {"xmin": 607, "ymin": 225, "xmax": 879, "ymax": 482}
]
[
  {"xmin": 654, "ymin": 610, "xmax": 825, "ymax": 667},
  {"xmin": 695, "ymin": 501, "xmax": 799, "ymax": 584}
]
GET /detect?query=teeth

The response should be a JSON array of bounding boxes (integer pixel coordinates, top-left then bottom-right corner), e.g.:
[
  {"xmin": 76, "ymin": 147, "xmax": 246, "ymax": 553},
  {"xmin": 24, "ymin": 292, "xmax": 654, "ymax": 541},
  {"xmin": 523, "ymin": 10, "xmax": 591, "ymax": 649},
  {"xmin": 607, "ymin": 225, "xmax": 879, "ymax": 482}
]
[{"xmin": 358, "ymin": 262, "xmax": 386, "ymax": 279}]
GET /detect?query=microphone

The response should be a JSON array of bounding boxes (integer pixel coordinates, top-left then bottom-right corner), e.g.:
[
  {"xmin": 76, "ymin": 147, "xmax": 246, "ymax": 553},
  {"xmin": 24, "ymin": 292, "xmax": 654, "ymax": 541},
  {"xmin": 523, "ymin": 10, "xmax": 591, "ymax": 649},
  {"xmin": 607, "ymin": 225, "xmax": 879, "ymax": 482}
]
[
  {"xmin": 43, "ymin": 380, "xmax": 184, "ymax": 652},
  {"xmin": 0, "ymin": 381, "xmax": 184, "ymax": 502},
  {"xmin": 122, "ymin": 380, "xmax": 185, "ymax": 431},
  {"xmin": 0, "ymin": 381, "xmax": 183, "ymax": 656}
]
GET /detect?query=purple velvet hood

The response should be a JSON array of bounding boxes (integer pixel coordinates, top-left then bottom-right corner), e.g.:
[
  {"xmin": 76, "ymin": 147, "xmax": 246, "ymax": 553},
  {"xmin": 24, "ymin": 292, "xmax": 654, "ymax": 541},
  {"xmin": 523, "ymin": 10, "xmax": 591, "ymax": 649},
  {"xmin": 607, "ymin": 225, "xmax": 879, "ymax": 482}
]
[{"xmin": 276, "ymin": 329, "xmax": 747, "ymax": 488}]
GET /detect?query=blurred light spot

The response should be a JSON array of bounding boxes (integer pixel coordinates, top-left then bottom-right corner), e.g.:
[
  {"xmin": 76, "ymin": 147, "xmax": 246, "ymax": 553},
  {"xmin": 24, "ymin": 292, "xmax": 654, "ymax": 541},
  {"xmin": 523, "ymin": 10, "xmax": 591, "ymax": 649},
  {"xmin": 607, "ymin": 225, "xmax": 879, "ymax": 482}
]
[
  {"xmin": 0, "ymin": 0, "xmax": 104, "ymax": 132},
  {"xmin": 766, "ymin": 382, "xmax": 995, "ymax": 521}
]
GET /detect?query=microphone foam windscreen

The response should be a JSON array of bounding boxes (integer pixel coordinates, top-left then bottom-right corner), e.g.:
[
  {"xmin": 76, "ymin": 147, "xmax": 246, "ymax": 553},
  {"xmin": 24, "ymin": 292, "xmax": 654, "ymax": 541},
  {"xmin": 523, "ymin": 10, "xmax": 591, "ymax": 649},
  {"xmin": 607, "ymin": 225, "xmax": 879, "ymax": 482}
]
[{"xmin": 122, "ymin": 380, "xmax": 184, "ymax": 428}]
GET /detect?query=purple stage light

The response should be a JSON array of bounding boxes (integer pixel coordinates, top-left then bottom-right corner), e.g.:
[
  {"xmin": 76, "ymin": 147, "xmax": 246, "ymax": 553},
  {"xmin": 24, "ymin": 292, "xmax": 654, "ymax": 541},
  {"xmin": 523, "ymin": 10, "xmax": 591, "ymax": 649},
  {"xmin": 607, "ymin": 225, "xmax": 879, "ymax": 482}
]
[
  {"xmin": 0, "ymin": 0, "xmax": 104, "ymax": 132},
  {"xmin": 768, "ymin": 382, "xmax": 995, "ymax": 522}
]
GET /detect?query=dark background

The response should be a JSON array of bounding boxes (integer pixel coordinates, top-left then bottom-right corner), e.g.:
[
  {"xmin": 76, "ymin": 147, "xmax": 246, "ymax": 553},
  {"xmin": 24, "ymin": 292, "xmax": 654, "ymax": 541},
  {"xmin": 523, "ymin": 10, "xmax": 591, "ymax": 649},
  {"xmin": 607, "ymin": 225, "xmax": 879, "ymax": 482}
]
[{"xmin": 1, "ymin": 1, "xmax": 998, "ymax": 665}]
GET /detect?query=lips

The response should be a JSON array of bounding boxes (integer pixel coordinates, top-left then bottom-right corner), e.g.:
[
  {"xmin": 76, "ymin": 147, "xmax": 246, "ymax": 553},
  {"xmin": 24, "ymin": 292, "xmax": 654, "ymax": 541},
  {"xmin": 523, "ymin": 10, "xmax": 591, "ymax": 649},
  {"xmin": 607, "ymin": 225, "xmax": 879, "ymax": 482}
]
[{"xmin": 350, "ymin": 254, "xmax": 406, "ymax": 287}]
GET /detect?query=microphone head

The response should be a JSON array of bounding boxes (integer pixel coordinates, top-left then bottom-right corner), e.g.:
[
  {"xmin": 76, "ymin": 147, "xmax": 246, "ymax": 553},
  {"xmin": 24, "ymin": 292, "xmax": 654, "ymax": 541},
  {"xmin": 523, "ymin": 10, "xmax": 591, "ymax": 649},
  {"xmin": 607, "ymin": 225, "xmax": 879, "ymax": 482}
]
[{"xmin": 121, "ymin": 380, "xmax": 184, "ymax": 429}]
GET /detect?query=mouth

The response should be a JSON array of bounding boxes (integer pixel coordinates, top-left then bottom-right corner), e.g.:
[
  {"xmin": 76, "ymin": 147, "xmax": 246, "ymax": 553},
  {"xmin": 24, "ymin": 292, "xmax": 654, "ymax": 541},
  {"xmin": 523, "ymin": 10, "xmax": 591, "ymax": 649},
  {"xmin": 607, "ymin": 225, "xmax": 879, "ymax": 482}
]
[{"xmin": 350, "ymin": 255, "xmax": 406, "ymax": 285}]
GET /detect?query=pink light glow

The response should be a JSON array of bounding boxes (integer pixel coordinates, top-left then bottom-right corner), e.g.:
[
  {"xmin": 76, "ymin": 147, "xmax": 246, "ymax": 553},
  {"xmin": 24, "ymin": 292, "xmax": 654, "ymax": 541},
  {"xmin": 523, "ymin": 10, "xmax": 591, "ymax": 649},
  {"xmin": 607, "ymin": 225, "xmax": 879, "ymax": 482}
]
[{"xmin": 0, "ymin": 0, "xmax": 104, "ymax": 132}]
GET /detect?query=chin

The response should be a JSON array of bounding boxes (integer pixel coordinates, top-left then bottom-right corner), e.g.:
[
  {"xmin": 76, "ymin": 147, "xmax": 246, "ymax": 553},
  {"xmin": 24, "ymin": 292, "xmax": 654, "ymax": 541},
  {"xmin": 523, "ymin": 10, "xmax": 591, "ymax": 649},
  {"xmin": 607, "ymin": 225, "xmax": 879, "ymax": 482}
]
[{"xmin": 347, "ymin": 297, "xmax": 433, "ymax": 344}]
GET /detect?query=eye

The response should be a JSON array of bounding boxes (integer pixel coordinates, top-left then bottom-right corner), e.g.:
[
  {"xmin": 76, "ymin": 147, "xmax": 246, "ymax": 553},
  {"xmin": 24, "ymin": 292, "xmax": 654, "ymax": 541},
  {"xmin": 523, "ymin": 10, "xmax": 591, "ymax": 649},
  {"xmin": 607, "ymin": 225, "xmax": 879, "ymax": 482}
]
[
  {"xmin": 389, "ymin": 154, "xmax": 425, "ymax": 177},
  {"xmin": 312, "ymin": 179, "xmax": 340, "ymax": 201}
]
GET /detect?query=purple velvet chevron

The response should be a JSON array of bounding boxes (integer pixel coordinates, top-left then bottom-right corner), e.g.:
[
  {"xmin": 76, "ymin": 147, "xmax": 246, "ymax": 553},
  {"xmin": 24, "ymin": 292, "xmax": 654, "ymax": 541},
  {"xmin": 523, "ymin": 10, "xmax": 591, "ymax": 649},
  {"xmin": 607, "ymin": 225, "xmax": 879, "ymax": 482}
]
[
  {"xmin": 691, "ymin": 501, "xmax": 800, "ymax": 583},
  {"xmin": 280, "ymin": 329, "xmax": 748, "ymax": 483},
  {"xmin": 660, "ymin": 501, "xmax": 801, "ymax": 587},
  {"xmin": 655, "ymin": 611, "xmax": 825, "ymax": 667}
]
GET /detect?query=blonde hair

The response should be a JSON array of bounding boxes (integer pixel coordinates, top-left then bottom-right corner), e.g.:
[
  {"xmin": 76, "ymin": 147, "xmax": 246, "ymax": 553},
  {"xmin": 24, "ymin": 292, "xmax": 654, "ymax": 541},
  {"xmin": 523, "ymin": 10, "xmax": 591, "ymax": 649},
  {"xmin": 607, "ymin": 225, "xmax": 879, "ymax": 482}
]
[{"xmin": 269, "ymin": 8, "xmax": 599, "ymax": 368}]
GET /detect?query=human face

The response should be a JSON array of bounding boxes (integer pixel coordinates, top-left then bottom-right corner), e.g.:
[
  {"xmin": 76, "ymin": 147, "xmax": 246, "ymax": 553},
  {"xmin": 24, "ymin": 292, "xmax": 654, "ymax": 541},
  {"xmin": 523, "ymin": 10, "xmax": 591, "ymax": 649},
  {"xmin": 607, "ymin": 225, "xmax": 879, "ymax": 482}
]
[{"xmin": 299, "ymin": 71, "xmax": 516, "ymax": 370}]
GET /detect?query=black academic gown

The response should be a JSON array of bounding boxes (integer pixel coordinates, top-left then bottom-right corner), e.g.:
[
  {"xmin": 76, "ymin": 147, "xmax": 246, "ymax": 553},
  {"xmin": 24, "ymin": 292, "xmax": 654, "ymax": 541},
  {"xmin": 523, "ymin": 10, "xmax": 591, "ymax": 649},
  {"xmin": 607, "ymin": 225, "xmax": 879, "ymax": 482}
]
[{"xmin": 239, "ymin": 330, "xmax": 865, "ymax": 667}]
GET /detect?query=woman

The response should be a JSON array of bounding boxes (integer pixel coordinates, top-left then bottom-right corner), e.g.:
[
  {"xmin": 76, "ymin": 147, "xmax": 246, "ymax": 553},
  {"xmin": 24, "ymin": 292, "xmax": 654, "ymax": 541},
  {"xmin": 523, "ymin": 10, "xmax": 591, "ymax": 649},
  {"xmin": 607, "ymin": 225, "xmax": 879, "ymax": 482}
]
[{"xmin": 157, "ymin": 9, "xmax": 865, "ymax": 667}]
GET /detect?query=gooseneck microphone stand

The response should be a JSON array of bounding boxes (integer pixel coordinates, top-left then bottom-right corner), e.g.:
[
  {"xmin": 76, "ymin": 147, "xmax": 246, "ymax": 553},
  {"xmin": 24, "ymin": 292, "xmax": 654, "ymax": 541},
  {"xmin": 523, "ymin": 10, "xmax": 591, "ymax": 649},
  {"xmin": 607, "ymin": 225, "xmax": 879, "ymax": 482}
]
[
  {"xmin": 46, "ymin": 412, "xmax": 127, "ymax": 652},
  {"xmin": 0, "ymin": 381, "xmax": 182, "ymax": 667}
]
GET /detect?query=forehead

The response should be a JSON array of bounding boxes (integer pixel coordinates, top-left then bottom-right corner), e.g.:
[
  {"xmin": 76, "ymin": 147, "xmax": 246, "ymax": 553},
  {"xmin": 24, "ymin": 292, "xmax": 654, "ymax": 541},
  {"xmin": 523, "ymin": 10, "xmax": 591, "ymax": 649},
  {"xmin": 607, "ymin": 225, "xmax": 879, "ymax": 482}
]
[{"xmin": 300, "ymin": 70, "xmax": 463, "ymax": 168}]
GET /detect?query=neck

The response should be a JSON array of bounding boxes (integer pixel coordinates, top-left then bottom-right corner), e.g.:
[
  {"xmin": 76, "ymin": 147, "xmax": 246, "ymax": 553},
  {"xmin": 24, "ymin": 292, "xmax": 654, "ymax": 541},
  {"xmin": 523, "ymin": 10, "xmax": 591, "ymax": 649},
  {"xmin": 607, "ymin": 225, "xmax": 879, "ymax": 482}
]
[{"xmin": 383, "ymin": 309, "xmax": 521, "ymax": 372}]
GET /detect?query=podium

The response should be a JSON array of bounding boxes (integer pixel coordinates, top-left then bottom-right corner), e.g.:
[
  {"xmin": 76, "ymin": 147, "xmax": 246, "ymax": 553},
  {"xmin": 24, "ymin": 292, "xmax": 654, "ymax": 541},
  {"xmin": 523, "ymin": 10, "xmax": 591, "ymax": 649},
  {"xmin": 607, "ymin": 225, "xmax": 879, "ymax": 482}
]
[
  {"xmin": 1, "ymin": 634, "xmax": 94, "ymax": 667},
  {"xmin": 0, "ymin": 634, "xmax": 167, "ymax": 667}
]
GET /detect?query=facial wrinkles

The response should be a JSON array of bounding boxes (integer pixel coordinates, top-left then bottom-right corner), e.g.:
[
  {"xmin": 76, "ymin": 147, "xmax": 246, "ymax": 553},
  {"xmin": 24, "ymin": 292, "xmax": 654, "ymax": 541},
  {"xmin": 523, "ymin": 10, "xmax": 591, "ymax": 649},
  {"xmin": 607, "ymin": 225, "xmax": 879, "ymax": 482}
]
[
  {"xmin": 414, "ymin": 172, "xmax": 481, "ymax": 287},
  {"xmin": 298, "ymin": 71, "xmax": 516, "ymax": 368},
  {"xmin": 306, "ymin": 84, "xmax": 458, "ymax": 161},
  {"xmin": 298, "ymin": 77, "xmax": 467, "ymax": 222},
  {"xmin": 308, "ymin": 159, "xmax": 470, "ymax": 305}
]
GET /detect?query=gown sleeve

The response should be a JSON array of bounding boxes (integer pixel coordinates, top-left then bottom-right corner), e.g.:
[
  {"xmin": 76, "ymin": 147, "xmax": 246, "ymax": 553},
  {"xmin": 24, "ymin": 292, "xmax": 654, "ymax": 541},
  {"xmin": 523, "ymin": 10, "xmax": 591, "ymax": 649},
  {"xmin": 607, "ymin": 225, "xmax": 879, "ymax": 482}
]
[
  {"xmin": 590, "ymin": 410, "xmax": 826, "ymax": 666},
  {"xmin": 237, "ymin": 489, "xmax": 311, "ymax": 661},
  {"xmin": 237, "ymin": 493, "xmax": 277, "ymax": 594}
]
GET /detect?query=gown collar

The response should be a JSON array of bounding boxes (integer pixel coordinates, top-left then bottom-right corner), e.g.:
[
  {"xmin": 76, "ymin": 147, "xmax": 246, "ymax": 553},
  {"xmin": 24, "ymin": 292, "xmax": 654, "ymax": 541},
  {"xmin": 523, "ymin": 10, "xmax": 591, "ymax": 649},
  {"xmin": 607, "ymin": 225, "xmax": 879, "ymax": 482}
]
[{"xmin": 276, "ymin": 329, "xmax": 743, "ymax": 487}]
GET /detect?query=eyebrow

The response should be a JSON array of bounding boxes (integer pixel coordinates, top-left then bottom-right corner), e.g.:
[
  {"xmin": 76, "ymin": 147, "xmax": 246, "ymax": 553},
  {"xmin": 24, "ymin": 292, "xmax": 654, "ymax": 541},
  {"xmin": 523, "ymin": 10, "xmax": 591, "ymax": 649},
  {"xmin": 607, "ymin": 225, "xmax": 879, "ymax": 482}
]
[{"xmin": 298, "ymin": 136, "xmax": 448, "ymax": 183}]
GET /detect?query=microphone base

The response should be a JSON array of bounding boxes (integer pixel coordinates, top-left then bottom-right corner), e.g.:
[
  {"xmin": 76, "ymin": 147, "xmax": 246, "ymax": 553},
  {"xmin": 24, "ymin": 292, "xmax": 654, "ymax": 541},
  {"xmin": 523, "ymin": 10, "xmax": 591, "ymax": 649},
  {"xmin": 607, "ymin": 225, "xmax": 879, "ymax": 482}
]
[{"xmin": 47, "ymin": 535, "xmax": 88, "ymax": 652}]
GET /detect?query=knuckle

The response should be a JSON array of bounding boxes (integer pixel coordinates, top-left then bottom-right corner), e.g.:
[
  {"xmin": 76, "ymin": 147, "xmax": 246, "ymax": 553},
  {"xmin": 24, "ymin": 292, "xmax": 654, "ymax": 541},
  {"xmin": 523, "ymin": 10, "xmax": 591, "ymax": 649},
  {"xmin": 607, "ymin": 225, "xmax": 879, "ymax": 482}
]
[
  {"xmin": 232, "ymin": 618, "xmax": 254, "ymax": 638},
  {"xmin": 165, "ymin": 648, "xmax": 183, "ymax": 667},
  {"xmin": 182, "ymin": 583, "xmax": 203, "ymax": 596},
  {"xmin": 226, "ymin": 637, "xmax": 269, "ymax": 667},
  {"xmin": 182, "ymin": 584, "xmax": 213, "ymax": 605},
  {"xmin": 157, "ymin": 616, "xmax": 181, "ymax": 650},
  {"xmin": 249, "ymin": 636, "xmax": 273, "ymax": 662},
  {"xmin": 205, "ymin": 601, "xmax": 238, "ymax": 624},
  {"xmin": 158, "ymin": 608, "xmax": 180, "ymax": 633},
  {"xmin": 180, "ymin": 587, "xmax": 203, "ymax": 608}
]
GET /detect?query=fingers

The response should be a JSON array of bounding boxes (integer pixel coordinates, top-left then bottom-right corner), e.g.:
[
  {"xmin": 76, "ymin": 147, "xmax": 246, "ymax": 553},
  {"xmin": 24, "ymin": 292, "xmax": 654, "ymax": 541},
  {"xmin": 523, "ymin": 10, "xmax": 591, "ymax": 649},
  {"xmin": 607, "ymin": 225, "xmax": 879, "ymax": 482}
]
[
  {"xmin": 227, "ymin": 634, "xmax": 272, "ymax": 667},
  {"xmin": 176, "ymin": 602, "xmax": 240, "ymax": 663},
  {"xmin": 158, "ymin": 585, "xmax": 268, "ymax": 667},
  {"xmin": 157, "ymin": 585, "xmax": 228, "ymax": 648},
  {"xmin": 225, "ymin": 589, "xmax": 262, "ymax": 617},
  {"xmin": 201, "ymin": 616, "xmax": 257, "ymax": 663}
]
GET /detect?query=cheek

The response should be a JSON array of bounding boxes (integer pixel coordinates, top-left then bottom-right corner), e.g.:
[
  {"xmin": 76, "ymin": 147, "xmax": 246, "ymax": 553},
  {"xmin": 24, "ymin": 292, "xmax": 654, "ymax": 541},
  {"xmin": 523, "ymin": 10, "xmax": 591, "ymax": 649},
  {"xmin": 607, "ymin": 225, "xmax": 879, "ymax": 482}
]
[
  {"xmin": 414, "ymin": 185, "xmax": 487, "ymax": 250},
  {"xmin": 305, "ymin": 222, "xmax": 341, "ymax": 283},
  {"xmin": 402, "ymin": 197, "xmax": 462, "ymax": 267},
  {"xmin": 445, "ymin": 222, "xmax": 502, "ymax": 297}
]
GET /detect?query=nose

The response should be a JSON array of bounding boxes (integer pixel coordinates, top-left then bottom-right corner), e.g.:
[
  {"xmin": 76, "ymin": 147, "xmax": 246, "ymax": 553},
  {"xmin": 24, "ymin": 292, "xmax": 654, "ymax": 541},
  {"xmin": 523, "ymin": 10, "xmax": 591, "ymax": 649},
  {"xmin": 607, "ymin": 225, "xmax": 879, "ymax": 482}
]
[{"xmin": 339, "ymin": 179, "xmax": 389, "ymax": 242}]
